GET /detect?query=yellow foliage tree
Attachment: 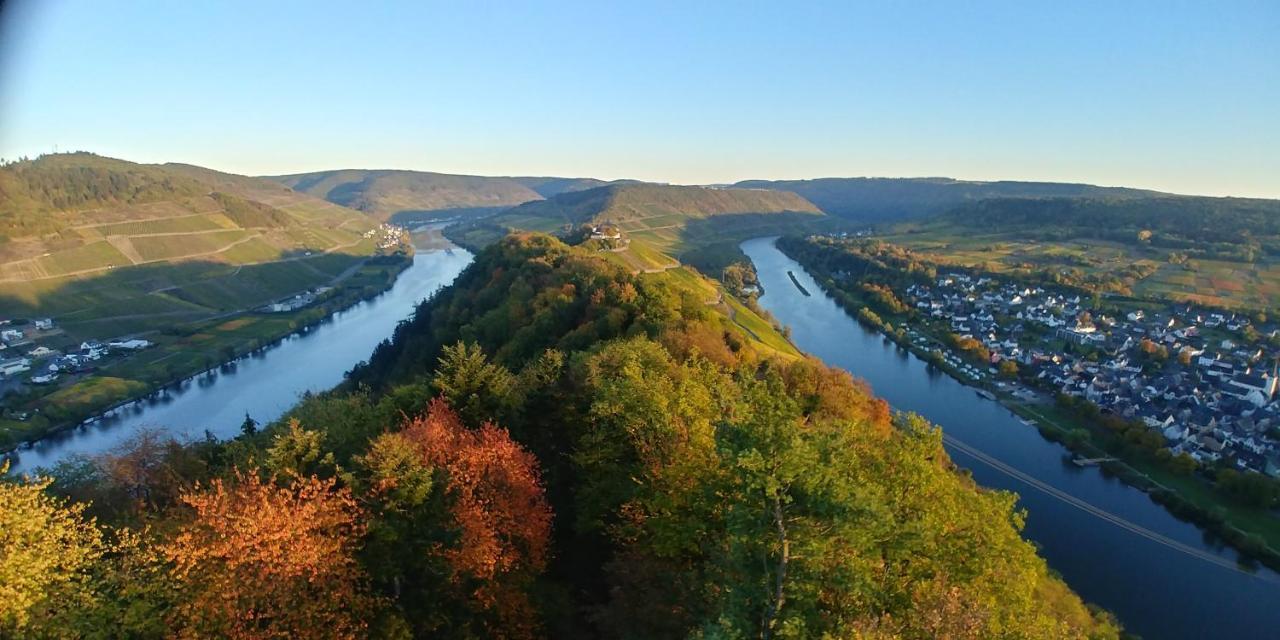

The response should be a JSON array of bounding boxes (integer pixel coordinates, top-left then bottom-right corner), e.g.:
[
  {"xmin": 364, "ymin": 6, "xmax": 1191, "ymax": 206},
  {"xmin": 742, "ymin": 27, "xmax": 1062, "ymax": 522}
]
[{"xmin": 0, "ymin": 467, "xmax": 105, "ymax": 636}]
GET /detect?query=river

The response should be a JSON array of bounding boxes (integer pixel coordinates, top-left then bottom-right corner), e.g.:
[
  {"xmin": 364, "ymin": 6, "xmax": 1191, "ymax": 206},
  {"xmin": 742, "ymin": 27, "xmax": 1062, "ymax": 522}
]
[
  {"xmin": 8, "ymin": 243, "xmax": 472, "ymax": 474},
  {"xmin": 10, "ymin": 233, "xmax": 1278, "ymax": 636},
  {"xmin": 742, "ymin": 236, "xmax": 1280, "ymax": 639}
]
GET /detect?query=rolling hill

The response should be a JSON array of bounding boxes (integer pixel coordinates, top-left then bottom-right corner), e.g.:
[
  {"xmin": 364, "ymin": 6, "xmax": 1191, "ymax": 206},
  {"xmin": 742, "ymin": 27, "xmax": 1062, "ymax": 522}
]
[
  {"xmin": 874, "ymin": 194, "xmax": 1280, "ymax": 309},
  {"xmin": 501, "ymin": 183, "xmax": 821, "ymax": 226},
  {"xmin": 264, "ymin": 169, "xmax": 544, "ymax": 222},
  {"xmin": 734, "ymin": 177, "xmax": 1164, "ymax": 222},
  {"xmin": 509, "ymin": 175, "xmax": 631, "ymax": 198},
  {"xmin": 941, "ymin": 195, "xmax": 1280, "ymax": 242},
  {"xmin": 447, "ymin": 183, "xmax": 828, "ymax": 273},
  {"xmin": 328, "ymin": 232, "xmax": 1121, "ymax": 638},
  {"xmin": 263, "ymin": 168, "xmax": 634, "ymax": 223},
  {"xmin": 0, "ymin": 153, "xmax": 389, "ymax": 337}
]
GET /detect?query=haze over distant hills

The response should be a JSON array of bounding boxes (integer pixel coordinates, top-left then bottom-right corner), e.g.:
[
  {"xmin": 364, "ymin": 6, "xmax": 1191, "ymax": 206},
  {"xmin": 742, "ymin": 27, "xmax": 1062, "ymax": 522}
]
[
  {"xmin": 733, "ymin": 177, "xmax": 1167, "ymax": 222},
  {"xmin": 267, "ymin": 167, "xmax": 1275, "ymax": 232},
  {"xmin": 263, "ymin": 168, "xmax": 636, "ymax": 223},
  {"xmin": 498, "ymin": 182, "xmax": 821, "ymax": 227},
  {"xmin": 443, "ymin": 182, "xmax": 828, "ymax": 273}
]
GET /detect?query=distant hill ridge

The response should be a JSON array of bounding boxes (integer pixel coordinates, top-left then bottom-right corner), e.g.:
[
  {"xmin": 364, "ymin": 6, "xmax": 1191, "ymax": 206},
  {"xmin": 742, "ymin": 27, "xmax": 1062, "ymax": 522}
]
[
  {"xmin": 502, "ymin": 182, "xmax": 822, "ymax": 226},
  {"xmin": 733, "ymin": 177, "xmax": 1166, "ymax": 222},
  {"xmin": 263, "ymin": 168, "xmax": 634, "ymax": 222},
  {"xmin": 263, "ymin": 165, "xmax": 1279, "ymax": 231},
  {"xmin": 940, "ymin": 195, "xmax": 1280, "ymax": 249},
  {"xmin": 0, "ymin": 153, "xmax": 388, "ymax": 333}
]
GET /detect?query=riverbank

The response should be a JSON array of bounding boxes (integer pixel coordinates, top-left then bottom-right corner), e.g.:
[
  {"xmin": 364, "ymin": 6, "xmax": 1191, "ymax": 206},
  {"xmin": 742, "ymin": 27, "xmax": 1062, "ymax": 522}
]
[
  {"xmin": 773, "ymin": 239, "xmax": 1280, "ymax": 571},
  {"xmin": 5, "ymin": 244, "xmax": 473, "ymax": 474},
  {"xmin": 0, "ymin": 252, "xmax": 413, "ymax": 454},
  {"xmin": 743, "ymin": 236, "xmax": 1280, "ymax": 640}
]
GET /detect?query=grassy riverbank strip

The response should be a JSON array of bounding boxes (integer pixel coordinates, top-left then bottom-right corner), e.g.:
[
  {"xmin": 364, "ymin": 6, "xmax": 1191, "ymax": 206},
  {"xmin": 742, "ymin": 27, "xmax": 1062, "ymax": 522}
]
[
  {"xmin": 0, "ymin": 254, "xmax": 412, "ymax": 452},
  {"xmin": 774, "ymin": 240, "xmax": 1280, "ymax": 571}
]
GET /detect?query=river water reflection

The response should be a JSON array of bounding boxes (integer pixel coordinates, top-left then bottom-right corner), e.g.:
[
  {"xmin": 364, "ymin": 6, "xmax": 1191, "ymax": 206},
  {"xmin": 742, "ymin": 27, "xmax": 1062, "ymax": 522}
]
[
  {"xmin": 9, "ymin": 244, "xmax": 471, "ymax": 474},
  {"xmin": 10, "ymin": 234, "xmax": 1279, "ymax": 637},
  {"xmin": 742, "ymin": 236, "xmax": 1280, "ymax": 640}
]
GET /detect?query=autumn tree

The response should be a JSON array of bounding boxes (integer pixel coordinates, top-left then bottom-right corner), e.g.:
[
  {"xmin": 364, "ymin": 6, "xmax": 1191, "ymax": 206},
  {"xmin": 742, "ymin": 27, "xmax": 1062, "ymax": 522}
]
[
  {"xmin": 93, "ymin": 428, "xmax": 207, "ymax": 520},
  {"xmin": 395, "ymin": 399, "xmax": 553, "ymax": 639},
  {"xmin": 163, "ymin": 471, "xmax": 373, "ymax": 639},
  {"xmin": 0, "ymin": 468, "xmax": 106, "ymax": 637}
]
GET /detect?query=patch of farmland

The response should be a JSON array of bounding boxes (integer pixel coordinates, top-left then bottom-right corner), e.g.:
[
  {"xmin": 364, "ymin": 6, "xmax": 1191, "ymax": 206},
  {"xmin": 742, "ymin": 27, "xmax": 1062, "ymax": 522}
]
[
  {"xmin": 33, "ymin": 241, "xmax": 132, "ymax": 276},
  {"xmin": 130, "ymin": 230, "xmax": 252, "ymax": 262}
]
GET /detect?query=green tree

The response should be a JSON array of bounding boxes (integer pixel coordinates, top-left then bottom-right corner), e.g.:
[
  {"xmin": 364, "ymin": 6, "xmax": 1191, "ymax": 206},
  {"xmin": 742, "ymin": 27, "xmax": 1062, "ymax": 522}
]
[
  {"xmin": 1169, "ymin": 452, "xmax": 1199, "ymax": 476},
  {"xmin": 266, "ymin": 419, "xmax": 338, "ymax": 479},
  {"xmin": 239, "ymin": 412, "xmax": 258, "ymax": 437},
  {"xmin": 432, "ymin": 341, "xmax": 520, "ymax": 426}
]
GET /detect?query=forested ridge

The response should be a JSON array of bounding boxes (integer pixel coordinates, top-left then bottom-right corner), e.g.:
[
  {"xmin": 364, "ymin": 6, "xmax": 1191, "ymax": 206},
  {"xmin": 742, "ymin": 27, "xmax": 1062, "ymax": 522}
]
[
  {"xmin": 499, "ymin": 184, "xmax": 821, "ymax": 228},
  {"xmin": 734, "ymin": 178, "xmax": 1161, "ymax": 223},
  {"xmin": 942, "ymin": 196, "xmax": 1280, "ymax": 260},
  {"xmin": 2, "ymin": 233, "xmax": 1122, "ymax": 639},
  {"xmin": 0, "ymin": 153, "xmax": 209, "ymax": 238},
  {"xmin": 265, "ymin": 169, "xmax": 547, "ymax": 221}
]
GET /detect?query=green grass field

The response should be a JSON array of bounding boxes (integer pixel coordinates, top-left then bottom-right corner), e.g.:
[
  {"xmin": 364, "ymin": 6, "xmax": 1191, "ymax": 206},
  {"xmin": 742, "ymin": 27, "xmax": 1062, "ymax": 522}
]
[
  {"xmin": 0, "ymin": 255, "xmax": 410, "ymax": 450},
  {"xmin": 129, "ymin": 229, "xmax": 253, "ymax": 262},
  {"xmin": 80, "ymin": 213, "xmax": 233, "ymax": 237},
  {"xmin": 0, "ymin": 250, "xmax": 372, "ymax": 340},
  {"xmin": 721, "ymin": 294, "xmax": 800, "ymax": 358},
  {"xmin": 33, "ymin": 241, "xmax": 132, "ymax": 276},
  {"xmin": 881, "ymin": 224, "xmax": 1280, "ymax": 310},
  {"xmin": 45, "ymin": 376, "xmax": 150, "ymax": 417}
]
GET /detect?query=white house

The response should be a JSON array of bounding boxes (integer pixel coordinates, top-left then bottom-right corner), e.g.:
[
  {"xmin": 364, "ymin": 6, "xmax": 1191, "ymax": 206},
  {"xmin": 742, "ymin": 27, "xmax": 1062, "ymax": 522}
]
[
  {"xmin": 108, "ymin": 339, "xmax": 151, "ymax": 350},
  {"xmin": 0, "ymin": 357, "xmax": 32, "ymax": 377}
]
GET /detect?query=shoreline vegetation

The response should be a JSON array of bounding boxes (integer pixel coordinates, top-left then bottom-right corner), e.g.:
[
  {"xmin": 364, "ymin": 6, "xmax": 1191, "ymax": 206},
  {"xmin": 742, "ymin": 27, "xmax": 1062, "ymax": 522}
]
[
  {"xmin": 0, "ymin": 232, "xmax": 1123, "ymax": 638},
  {"xmin": 1, "ymin": 252, "xmax": 413, "ymax": 454},
  {"xmin": 773, "ymin": 237, "xmax": 1280, "ymax": 572}
]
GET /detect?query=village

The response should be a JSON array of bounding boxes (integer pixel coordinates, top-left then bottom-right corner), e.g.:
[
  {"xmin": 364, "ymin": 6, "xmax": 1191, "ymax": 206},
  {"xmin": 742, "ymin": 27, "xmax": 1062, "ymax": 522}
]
[
  {"xmin": 0, "ymin": 276, "xmax": 355, "ymax": 404},
  {"xmin": 854, "ymin": 270, "xmax": 1280, "ymax": 476},
  {"xmin": 0, "ymin": 317, "xmax": 152, "ymax": 398},
  {"xmin": 363, "ymin": 222, "xmax": 408, "ymax": 251}
]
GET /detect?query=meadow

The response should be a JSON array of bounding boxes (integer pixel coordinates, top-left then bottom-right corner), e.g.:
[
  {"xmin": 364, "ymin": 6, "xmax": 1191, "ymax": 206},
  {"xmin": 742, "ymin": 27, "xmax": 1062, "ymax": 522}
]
[{"xmin": 881, "ymin": 223, "xmax": 1280, "ymax": 310}]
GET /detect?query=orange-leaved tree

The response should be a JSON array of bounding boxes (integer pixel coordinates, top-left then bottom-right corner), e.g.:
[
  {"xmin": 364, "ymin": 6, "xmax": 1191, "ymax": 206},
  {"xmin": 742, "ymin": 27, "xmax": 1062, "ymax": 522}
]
[
  {"xmin": 400, "ymin": 398, "xmax": 553, "ymax": 639},
  {"xmin": 163, "ymin": 470, "xmax": 373, "ymax": 639}
]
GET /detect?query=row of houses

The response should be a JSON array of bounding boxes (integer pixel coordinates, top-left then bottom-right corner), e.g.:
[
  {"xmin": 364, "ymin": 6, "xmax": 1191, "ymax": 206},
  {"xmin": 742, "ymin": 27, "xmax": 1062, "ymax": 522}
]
[
  {"xmin": 902, "ymin": 273, "xmax": 1280, "ymax": 475},
  {"xmin": 0, "ymin": 317, "xmax": 152, "ymax": 388},
  {"xmin": 261, "ymin": 287, "xmax": 331, "ymax": 313}
]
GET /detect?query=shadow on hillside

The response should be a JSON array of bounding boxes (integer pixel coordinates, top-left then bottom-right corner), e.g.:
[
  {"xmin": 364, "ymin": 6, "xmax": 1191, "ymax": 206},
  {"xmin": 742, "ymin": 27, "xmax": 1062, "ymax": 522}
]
[
  {"xmin": 675, "ymin": 212, "xmax": 845, "ymax": 273},
  {"xmin": 0, "ymin": 247, "xmax": 394, "ymax": 337},
  {"xmin": 389, "ymin": 206, "xmax": 512, "ymax": 227}
]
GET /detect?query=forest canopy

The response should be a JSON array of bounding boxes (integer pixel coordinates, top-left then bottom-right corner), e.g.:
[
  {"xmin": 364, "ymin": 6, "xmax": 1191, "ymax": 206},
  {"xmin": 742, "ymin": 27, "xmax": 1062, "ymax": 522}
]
[{"xmin": 2, "ymin": 233, "xmax": 1121, "ymax": 638}]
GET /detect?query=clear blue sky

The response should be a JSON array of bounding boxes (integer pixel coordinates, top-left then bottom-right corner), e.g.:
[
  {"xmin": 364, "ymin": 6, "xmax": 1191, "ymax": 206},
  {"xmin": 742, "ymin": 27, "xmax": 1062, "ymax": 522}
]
[{"xmin": 1, "ymin": 0, "xmax": 1277, "ymax": 197}]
